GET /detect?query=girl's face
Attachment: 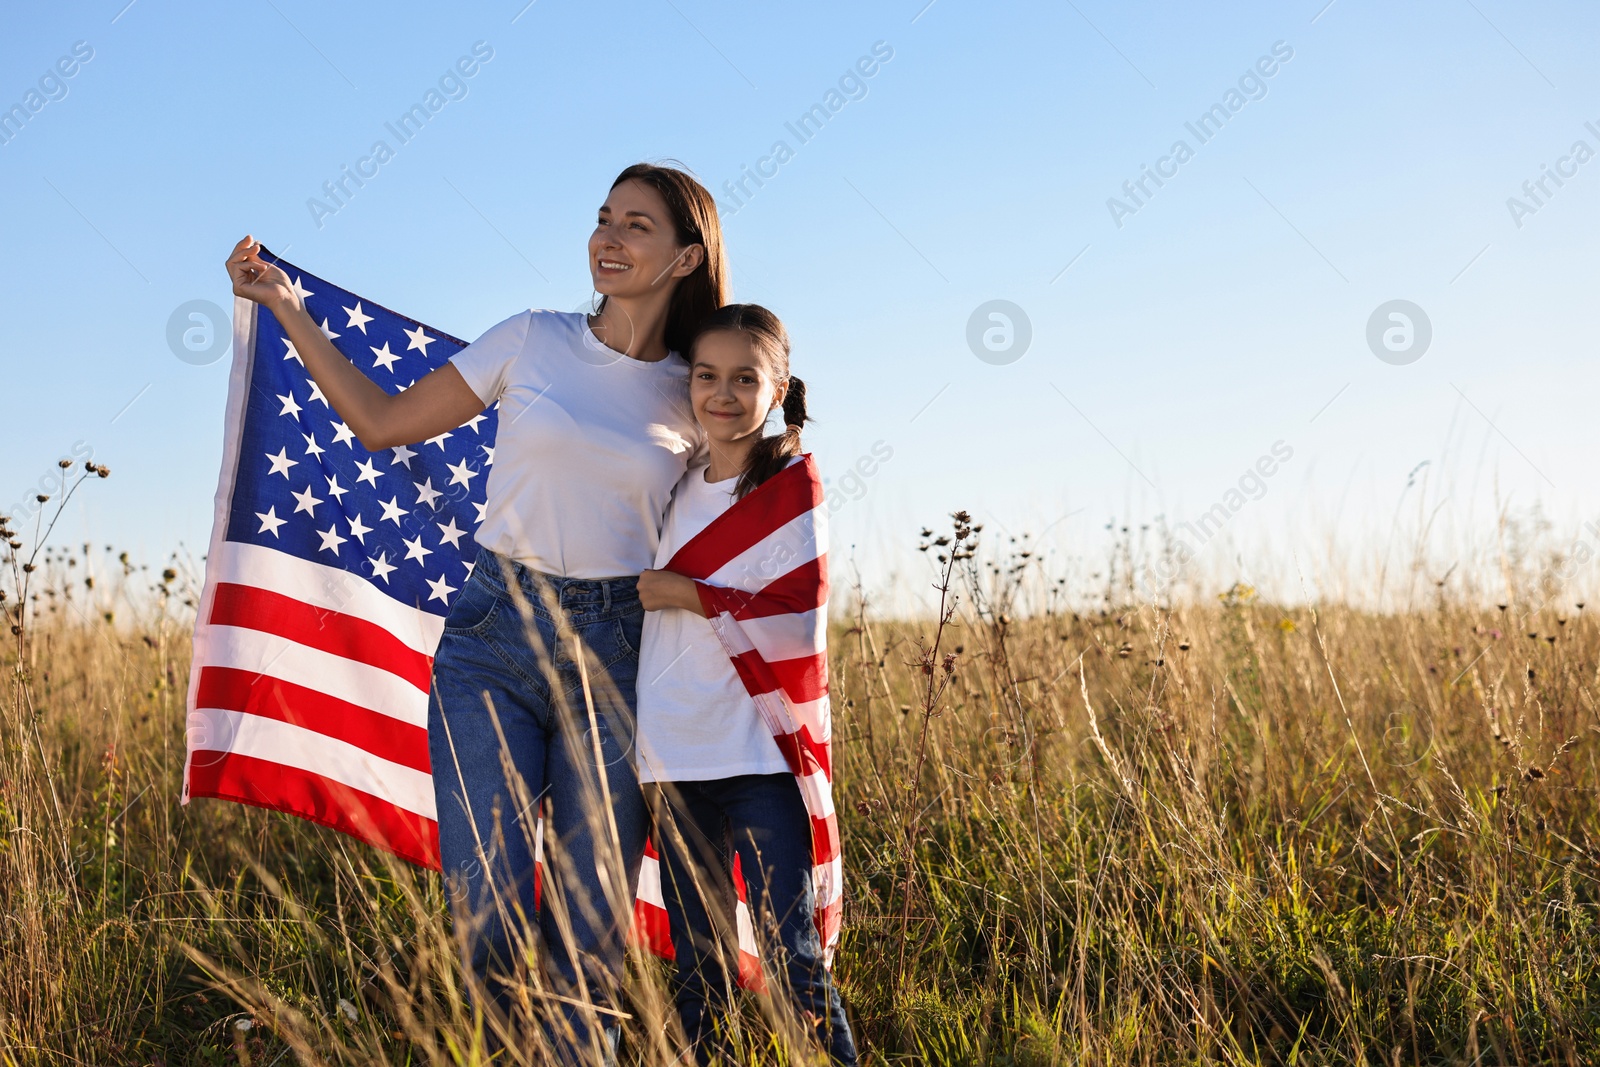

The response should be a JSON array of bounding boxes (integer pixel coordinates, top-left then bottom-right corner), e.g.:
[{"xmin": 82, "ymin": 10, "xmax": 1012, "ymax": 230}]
[
  {"xmin": 690, "ymin": 330, "xmax": 786, "ymax": 448},
  {"xmin": 588, "ymin": 179, "xmax": 703, "ymax": 299}
]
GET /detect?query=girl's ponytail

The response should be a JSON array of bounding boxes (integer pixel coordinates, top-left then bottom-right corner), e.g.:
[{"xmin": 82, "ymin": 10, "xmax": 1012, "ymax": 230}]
[{"xmin": 739, "ymin": 374, "xmax": 808, "ymax": 499}]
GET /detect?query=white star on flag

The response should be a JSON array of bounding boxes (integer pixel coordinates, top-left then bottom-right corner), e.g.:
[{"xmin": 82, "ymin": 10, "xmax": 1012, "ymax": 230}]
[
  {"xmin": 368, "ymin": 551, "xmax": 396, "ymax": 583},
  {"xmin": 319, "ymin": 317, "xmax": 341, "ymax": 341},
  {"xmin": 446, "ymin": 459, "xmax": 478, "ymax": 488},
  {"xmin": 378, "ymin": 497, "xmax": 406, "ymax": 525},
  {"xmin": 344, "ymin": 302, "xmax": 375, "ymax": 334},
  {"xmin": 256, "ymin": 506, "xmax": 287, "ymax": 537},
  {"xmin": 331, "ymin": 421, "xmax": 356, "ymax": 447},
  {"xmin": 266, "ymin": 448, "xmax": 298, "ymax": 478},
  {"xmin": 325, "ymin": 474, "xmax": 348, "ymax": 502},
  {"xmin": 346, "ymin": 512, "xmax": 372, "ymax": 544},
  {"xmin": 282, "ymin": 338, "xmax": 303, "ymax": 365},
  {"xmin": 302, "ymin": 433, "xmax": 324, "ymax": 459},
  {"xmin": 390, "ymin": 444, "xmax": 416, "ymax": 469},
  {"xmin": 403, "ymin": 324, "xmax": 434, "ymax": 355},
  {"xmin": 426, "ymin": 574, "xmax": 457, "ymax": 604},
  {"xmin": 291, "ymin": 485, "xmax": 323, "ymax": 516},
  {"xmin": 437, "ymin": 517, "xmax": 466, "ymax": 548},
  {"xmin": 317, "ymin": 525, "xmax": 348, "ymax": 554},
  {"xmin": 424, "ymin": 430, "xmax": 452, "ymax": 450},
  {"xmin": 289, "ymin": 275, "xmax": 314, "ymax": 303},
  {"xmin": 277, "ymin": 392, "xmax": 302, "ymax": 418},
  {"xmin": 354, "ymin": 457, "xmax": 383, "ymax": 486},
  {"xmin": 370, "ymin": 342, "xmax": 401, "ymax": 372},
  {"xmin": 414, "ymin": 478, "xmax": 442, "ymax": 510},
  {"xmin": 402, "ymin": 535, "xmax": 432, "ymax": 563}
]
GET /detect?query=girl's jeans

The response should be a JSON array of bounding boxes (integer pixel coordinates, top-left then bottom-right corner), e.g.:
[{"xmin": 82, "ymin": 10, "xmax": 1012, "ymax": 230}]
[{"xmin": 653, "ymin": 773, "xmax": 858, "ymax": 1066}]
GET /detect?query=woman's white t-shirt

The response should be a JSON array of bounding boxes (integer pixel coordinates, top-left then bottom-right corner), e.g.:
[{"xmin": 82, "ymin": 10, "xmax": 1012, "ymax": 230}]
[
  {"xmin": 636, "ymin": 464, "xmax": 790, "ymax": 784},
  {"xmin": 449, "ymin": 310, "xmax": 701, "ymax": 578}
]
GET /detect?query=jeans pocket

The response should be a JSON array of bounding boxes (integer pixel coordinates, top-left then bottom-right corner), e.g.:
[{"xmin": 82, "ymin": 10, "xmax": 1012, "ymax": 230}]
[
  {"xmin": 442, "ymin": 572, "xmax": 502, "ymax": 635},
  {"xmin": 610, "ymin": 607, "xmax": 644, "ymax": 661}
]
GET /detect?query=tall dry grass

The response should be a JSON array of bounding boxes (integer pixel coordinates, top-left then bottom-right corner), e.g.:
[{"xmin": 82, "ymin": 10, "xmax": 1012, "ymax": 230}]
[{"xmin": 4, "ymin": 494, "xmax": 1600, "ymax": 1064}]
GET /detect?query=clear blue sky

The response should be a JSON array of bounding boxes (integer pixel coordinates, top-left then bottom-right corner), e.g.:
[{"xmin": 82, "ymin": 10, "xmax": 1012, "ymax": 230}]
[{"xmin": 3, "ymin": 0, "xmax": 1596, "ymax": 610}]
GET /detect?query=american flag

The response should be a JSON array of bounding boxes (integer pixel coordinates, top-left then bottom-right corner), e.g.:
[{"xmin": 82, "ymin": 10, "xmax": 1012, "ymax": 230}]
[{"xmin": 183, "ymin": 249, "xmax": 486, "ymax": 867}]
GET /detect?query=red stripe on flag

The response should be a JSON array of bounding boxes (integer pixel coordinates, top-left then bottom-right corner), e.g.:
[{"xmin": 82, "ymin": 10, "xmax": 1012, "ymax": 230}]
[
  {"xmin": 195, "ymin": 666, "xmax": 431, "ymax": 773},
  {"xmin": 187, "ymin": 750, "xmax": 440, "ymax": 868},
  {"xmin": 633, "ymin": 898, "xmax": 676, "ymax": 959},
  {"xmin": 739, "ymin": 954, "xmax": 766, "ymax": 992},
  {"xmin": 816, "ymin": 895, "xmax": 842, "ymax": 944},
  {"xmin": 812, "ymin": 814, "xmax": 840, "ymax": 865},
  {"xmin": 771, "ymin": 726, "xmax": 832, "ymax": 781},
  {"xmin": 728, "ymin": 648, "xmax": 828, "ymax": 708},
  {"xmin": 210, "ymin": 582, "xmax": 434, "ymax": 692},
  {"xmin": 666, "ymin": 460, "xmax": 823, "ymax": 580},
  {"xmin": 730, "ymin": 852, "xmax": 766, "ymax": 991},
  {"xmin": 768, "ymin": 650, "xmax": 828, "ymax": 704},
  {"xmin": 696, "ymin": 556, "xmax": 828, "ymax": 620}
]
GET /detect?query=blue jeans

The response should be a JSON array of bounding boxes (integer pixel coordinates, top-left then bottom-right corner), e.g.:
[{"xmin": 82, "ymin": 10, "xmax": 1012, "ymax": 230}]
[
  {"xmin": 653, "ymin": 774, "xmax": 858, "ymax": 1066},
  {"xmin": 428, "ymin": 549, "xmax": 647, "ymax": 1063}
]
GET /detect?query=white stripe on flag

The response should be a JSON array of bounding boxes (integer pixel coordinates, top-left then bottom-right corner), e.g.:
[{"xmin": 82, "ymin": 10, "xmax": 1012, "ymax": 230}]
[
  {"xmin": 708, "ymin": 612, "xmax": 756, "ymax": 657},
  {"xmin": 207, "ymin": 540, "xmax": 445, "ymax": 656},
  {"xmin": 750, "ymin": 692, "xmax": 832, "ymax": 747},
  {"xmin": 796, "ymin": 769, "xmax": 835, "ymax": 820},
  {"xmin": 188, "ymin": 706, "xmax": 437, "ymax": 819},
  {"xmin": 736, "ymin": 895, "xmax": 759, "ymax": 959},
  {"xmin": 202, "ymin": 625, "xmax": 431, "ymax": 727},
  {"xmin": 814, "ymin": 855, "xmax": 843, "ymax": 909},
  {"xmin": 735, "ymin": 607, "xmax": 827, "ymax": 665},
  {"xmin": 637, "ymin": 852, "xmax": 666, "ymax": 909},
  {"xmin": 705, "ymin": 509, "xmax": 825, "ymax": 591},
  {"xmin": 783, "ymin": 693, "xmax": 832, "ymax": 745}
]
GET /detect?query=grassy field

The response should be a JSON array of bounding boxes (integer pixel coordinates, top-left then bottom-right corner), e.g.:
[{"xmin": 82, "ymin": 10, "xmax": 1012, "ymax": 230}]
[{"xmin": 4, "ymin": 500, "xmax": 1600, "ymax": 1064}]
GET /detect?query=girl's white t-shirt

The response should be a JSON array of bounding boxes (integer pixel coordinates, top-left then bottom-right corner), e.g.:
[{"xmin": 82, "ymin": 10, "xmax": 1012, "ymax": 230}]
[
  {"xmin": 449, "ymin": 310, "xmax": 701, "ymax": 578},
  {"xmin": 636, "ymin": 464, "xmax": 790, "ymax": 784}
]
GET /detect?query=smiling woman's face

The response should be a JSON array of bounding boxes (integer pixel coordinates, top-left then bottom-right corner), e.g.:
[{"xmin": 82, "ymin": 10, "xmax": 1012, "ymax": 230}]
[{"xmin": 588, "ymin": 179, "xmax": 700, "ymax": 299}]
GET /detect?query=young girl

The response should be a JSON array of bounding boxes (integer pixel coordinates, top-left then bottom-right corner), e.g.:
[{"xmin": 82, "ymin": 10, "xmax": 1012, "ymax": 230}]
[{"xmin": 635, "ymin": 304, "xmax": 857, "ymax": 1065}]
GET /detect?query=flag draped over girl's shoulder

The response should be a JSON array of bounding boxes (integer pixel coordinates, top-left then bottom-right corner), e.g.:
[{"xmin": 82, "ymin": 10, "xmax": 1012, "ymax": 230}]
[{"xmin": 650, "ymin": 455, "xmax": 841, "ymax": 967}]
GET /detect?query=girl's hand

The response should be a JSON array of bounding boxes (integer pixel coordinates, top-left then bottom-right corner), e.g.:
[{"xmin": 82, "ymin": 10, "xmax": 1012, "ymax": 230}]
[
  {"xmin": 226, "ymin": 235, "xmax": 300, "ymax": 315},
  {"xmin": 637, "ymin": 570, "xmax": 704, "ymax": 615}
]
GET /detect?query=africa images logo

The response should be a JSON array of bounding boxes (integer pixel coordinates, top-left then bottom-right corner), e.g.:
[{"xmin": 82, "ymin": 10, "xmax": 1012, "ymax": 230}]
[{"xmin": 1365, "ymin": 300, "xmax": 1431, "ymax": 366}]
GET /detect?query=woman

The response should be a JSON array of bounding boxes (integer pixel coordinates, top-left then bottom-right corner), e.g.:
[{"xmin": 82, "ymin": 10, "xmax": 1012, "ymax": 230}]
[{"xmin": 225, "ymin": 162, "xmax": 728, "ymax": 1061}]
